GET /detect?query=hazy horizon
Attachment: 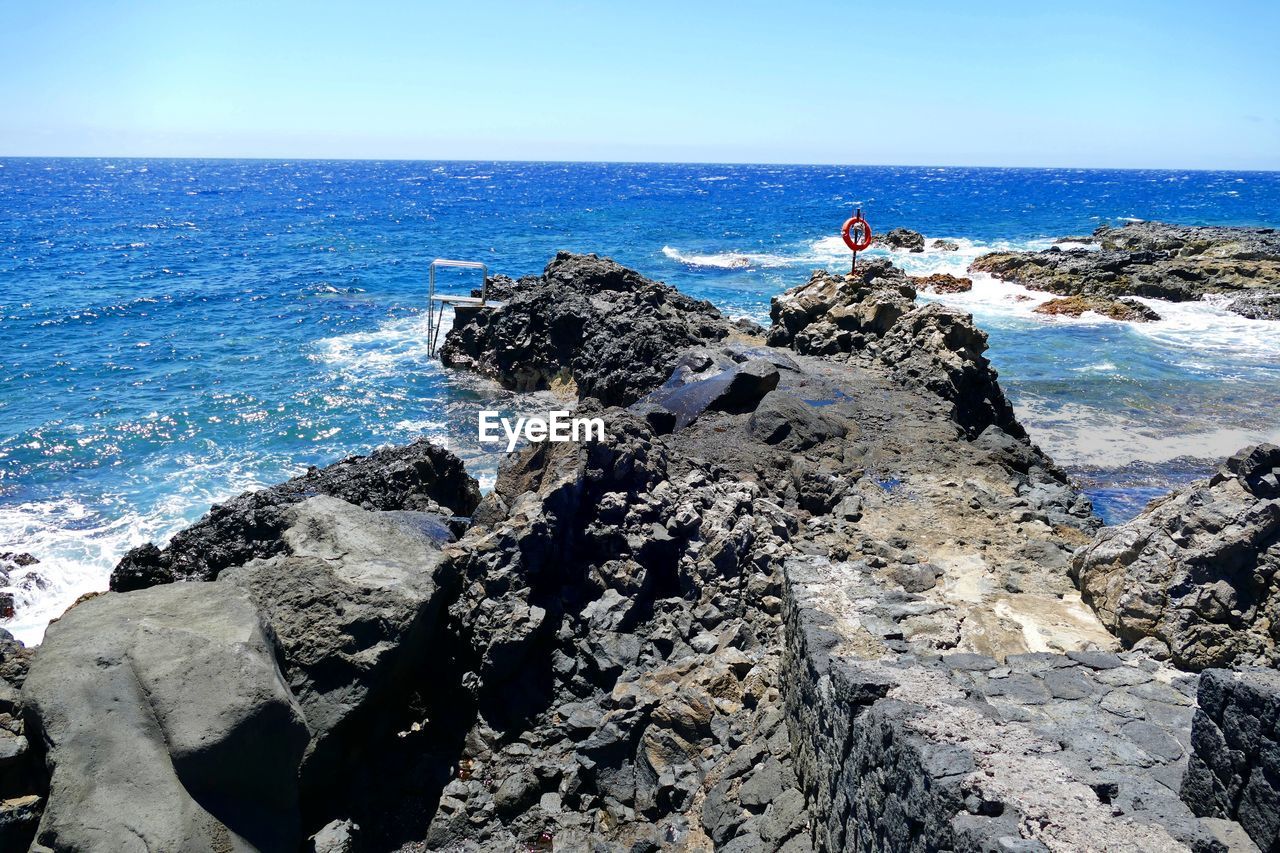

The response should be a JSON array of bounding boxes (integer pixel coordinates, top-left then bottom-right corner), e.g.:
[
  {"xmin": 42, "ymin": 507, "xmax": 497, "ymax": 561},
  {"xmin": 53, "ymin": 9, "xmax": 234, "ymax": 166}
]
[{"xmin": 3, "ymin": 1, "xmax": 1278, "ymax": 171}]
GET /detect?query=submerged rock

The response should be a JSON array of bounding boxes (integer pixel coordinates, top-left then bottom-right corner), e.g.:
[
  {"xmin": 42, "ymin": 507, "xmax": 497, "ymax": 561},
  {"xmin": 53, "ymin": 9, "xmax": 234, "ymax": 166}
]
[
  {"xmin": 110, "ymin": 437, "xmax": 478, "ymax": 590},
  {"xmin": 1034, "ymin": 294, "xmax": 1161, "ymax": 322},
  {"xmin": 912, "ymin": 272, "xmax": 972, "ymax": 294},
  {"xmin": 1073, "ymin": 443, "xmax": 1280, "ymax": 670},
  {"xmin": 972, "ymin": 221, "xmax": 1280, "ymax": 319}
]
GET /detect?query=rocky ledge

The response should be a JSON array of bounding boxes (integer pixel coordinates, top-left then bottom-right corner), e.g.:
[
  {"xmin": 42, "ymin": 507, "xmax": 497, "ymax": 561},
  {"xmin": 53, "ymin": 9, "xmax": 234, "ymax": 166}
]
[
  {"xmin": 1, "ymin": 251, "xmax": 1276, "ymax": 852},
  {"xmin": 970, "ymin": 221, "xmax": 1280, "ymax": 320},
  {"xmin": 1073, "ymin": 444, "xmax": 1280, "ymax": 672}
]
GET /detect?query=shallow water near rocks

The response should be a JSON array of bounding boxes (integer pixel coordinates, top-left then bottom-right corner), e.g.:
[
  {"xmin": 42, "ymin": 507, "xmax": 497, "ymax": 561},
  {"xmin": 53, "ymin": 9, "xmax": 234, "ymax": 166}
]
[{"xmin": 2, "ymin": 159, "xmax": 1279, "ymax": 641}]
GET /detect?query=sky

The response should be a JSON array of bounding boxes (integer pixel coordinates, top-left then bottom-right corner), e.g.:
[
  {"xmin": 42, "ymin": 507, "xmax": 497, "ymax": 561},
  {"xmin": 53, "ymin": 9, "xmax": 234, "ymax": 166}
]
[{"xmin": 1, "ymin": 0, "xmax": 1277, "ymax": 169}]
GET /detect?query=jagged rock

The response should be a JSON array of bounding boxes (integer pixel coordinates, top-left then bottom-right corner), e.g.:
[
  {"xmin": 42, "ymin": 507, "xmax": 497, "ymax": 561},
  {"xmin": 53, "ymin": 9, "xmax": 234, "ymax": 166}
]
[
  {"xmin": 310, "ymin": 819, "xmax": 360, "ymax": 853},
  {"xmin": 1182, "ymin": 668, "xmax": 1280, "ymax": 853},
  {"xmin": 932, "ymin": 239, "xmax": 960, "ymax": 252},
  {"xmin": 767, "ymin": 263, "xmax": 1025, "ymax": 439},
  {"xmin": 111, "ymin": 438, "xmax": 478, "ymax": 590},
  {"xmin": 972, "ymin": 221, "xmax": 1280, "ymax": 319},
  {"xmin": 880, "ymin": 227, "xmax": 926, "ymax": 252},
  {"xmin": 440, "ymin": 251, "xmax": 739, "ymax": 405},
  {"xmin": 1073, "ymin": 443, "xmax": 1280, "ymax": 670},
  {"xmin": 1229, "ymin": 291, "xmax": 1280, "ymax": 321},
  {"xmin": 913, "ymin": 272, "xmax": 973, "ymax": 294},
  {"xmin": 1034, "ymin": 294, "xmax": 1161, "ymax": 322},
  {"xmin": 23, "ymin": 583, "xmax": 310, "ymax": 852}
]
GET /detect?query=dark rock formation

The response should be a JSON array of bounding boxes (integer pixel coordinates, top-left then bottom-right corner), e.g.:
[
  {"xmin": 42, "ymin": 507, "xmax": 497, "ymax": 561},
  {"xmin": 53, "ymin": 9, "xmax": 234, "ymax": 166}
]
[
  {"xmin": 971, "ymin": 221, "xmax": 1280, "ymax": 320},
  {"xmin": 1034, "ymin": 294, "xmax": 1161, "ymax": 322},
  {"xmin": 440, "ymin": 251, "xmax": 740, "ymax": 405},
  {"xmin": 13, "ymin": 251, "xmax": 1269, "ymax": 852},
  {"xmin": 1182, "ymin": 668, "xmax": 1280, "ymax": 852},
  {"xmin": 879, "ymin": 227, "xmax": 926, "ymax": 252},
  {"xmin": 913, "ymin": 272, "xmax": 972, "ymax": 294},
  {"xmin": 768, "ymin": 261, "xmax": 1026, "ymax": 440},
  {"xmin": 0, "ymin": 631, "xmax": 37, "ymax": 851},
  {"xmin": 1229, "ymin": 291, "xmax": 1280, "ymax": 321},
  {"xmin": 1073, "ymin": 443, "xmax": 1280, "ymax": 671},
  {"xmin": 23, "ymin": 584, "xmax": 311, "ymax": 852},
  {"xmin": 110, "ymin": 437, "xmax": 478, "ymax": 590},
  {"xmin": 931, "ymin": 239, "xmax": 960, "ymax": 252},
  {"xmin": 22, "ymin": 495, "xmax": 460, "ymax": 852}
]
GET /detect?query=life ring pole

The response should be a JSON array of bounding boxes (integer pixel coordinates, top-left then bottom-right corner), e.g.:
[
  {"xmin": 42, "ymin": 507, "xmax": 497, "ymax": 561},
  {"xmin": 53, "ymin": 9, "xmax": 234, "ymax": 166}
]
[{"xmin": 840, "ymin": 207, "xmax": 873, "ymax": 274}]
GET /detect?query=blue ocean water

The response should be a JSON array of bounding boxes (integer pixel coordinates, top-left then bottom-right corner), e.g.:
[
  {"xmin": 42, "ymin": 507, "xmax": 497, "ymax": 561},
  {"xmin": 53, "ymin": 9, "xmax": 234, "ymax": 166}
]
[{"xmin": 3, "ymin": 158, "xmax": 1280, "ymax": 641}]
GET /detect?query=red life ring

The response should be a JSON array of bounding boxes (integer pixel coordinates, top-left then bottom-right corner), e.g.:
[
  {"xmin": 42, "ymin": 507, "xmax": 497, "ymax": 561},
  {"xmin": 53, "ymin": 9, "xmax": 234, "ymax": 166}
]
[{"xmin": 841, "ymin": 216, "xmax": 873, "ymax": 252}]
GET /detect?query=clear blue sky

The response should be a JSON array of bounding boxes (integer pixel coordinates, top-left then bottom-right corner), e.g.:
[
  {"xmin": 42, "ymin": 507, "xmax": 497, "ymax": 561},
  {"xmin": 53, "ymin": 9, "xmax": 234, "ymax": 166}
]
[{"xmin": 2, "ymin": 0, "xmax": 1277, "ymax": 168}]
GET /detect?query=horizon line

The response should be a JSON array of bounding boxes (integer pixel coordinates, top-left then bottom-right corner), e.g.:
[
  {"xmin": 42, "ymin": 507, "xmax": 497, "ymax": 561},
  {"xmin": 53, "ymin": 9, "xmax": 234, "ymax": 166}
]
[{"xmin": 1, "ymin": 154, "xmax": 1278, "ymax": 175}]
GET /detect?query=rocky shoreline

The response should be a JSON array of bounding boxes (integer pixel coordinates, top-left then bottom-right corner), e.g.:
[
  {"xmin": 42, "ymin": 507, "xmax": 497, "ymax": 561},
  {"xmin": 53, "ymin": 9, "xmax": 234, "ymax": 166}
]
[
  {"xmin": 1, "ymin": 247, "xmax": 1278, "ymax": 852},
  {"xmin": 969, "ymin": 221, "xmax": 1280, "ymax": 321}
]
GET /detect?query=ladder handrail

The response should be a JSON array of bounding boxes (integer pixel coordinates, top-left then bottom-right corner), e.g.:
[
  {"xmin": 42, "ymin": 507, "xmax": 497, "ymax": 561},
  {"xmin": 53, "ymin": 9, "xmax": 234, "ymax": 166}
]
[{"xmin": 427, "ymin": 258, "xmax": 491, "ymax": 357}]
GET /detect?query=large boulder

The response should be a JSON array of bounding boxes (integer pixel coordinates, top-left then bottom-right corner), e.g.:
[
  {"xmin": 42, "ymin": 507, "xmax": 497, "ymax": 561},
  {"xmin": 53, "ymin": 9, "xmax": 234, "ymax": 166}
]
[
  {"xmin": 439, "ymin": 252, "xmax": 742, "ymax": 406},
  {"xmin": 22, "ymin": 584, "xmax": 310, "ymax": 852},
  {"xmin": 111, "ymin": 438, "xmax": 478, "ymax": 590},
  {"xmin": 1073, "ymin": 443, "xmax": 1280, "ymax": 670},
  {"xmin": 221, "ymin": 496, "xmax": 455, "ymax": 788}
]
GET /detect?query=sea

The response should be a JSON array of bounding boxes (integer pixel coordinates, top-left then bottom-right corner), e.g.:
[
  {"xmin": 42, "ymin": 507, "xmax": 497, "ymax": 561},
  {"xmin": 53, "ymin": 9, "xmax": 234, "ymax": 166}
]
[{"xmin": 3, "ymin": 159, "xmax": 1279, "ymax": 643}]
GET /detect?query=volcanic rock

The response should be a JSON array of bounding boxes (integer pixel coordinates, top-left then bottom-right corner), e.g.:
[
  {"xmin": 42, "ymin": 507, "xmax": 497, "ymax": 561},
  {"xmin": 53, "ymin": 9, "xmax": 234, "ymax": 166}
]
[
  {"xmin": 1073, "ymin": 443, "xmax": 1280, "ymax": 670},
  {"xmin": 913, "ymin": 273, "xmax": 973, "ymax": 294},
  {"xmin": 110, "ymin": 437, "xmax": 477, "ymax": 590},
  {"xmin": 879, "ymin": 227, "xmax": 926, "ymax": 252},
  {"xmin": 23, "ymin": 583, "xmax": 310, "ymax": 852},
  {"xmin": 440, "ymin": 251, "xmax": 740, "ymax": 405},
  {"xmin": 971, "ymin": 221, "xmax": 1280, "ymax": 319},
  {"xmin": 1034, "ymin": 294, "xmax": 1161, "ymax": 322}
]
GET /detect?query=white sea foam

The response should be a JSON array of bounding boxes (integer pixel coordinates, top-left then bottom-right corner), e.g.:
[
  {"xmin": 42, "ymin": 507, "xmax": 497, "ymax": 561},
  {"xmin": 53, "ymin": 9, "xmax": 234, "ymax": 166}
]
[
  {"xmin": 311, "ymin": 310, "xmax": 446, "ymax": 378},
  {"xmin": 661, "ymin": 246, "xmax": 791, "ymax": 269}
]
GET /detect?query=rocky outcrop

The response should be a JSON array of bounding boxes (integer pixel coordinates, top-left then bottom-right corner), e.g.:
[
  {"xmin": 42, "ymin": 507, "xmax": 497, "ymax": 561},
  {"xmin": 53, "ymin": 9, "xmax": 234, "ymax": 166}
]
[
  {"xmin": 14, "ymin": 250, "xmax": 1270, "ymax": 852},
  {"xmin": 23, "ymin": 583, "xmax": 311, "ymax": 852},
  {"xmin": 971, "ymin": 221, "xmax": 1280, "ymax": 320},
  {"xmin": 768, "ymin": 261, "xmax": 1026, "ymax": 440},
  {"xmin": 1034, "ymin": 294, "xmax": 1161, "ymax": 322},
  {"xmin": 931, "ymin": 239, "xmax": 960, "ymax": 252},
  {"xmin": 18, "ymin": 492, "xmax": 462, "ymax": 852},
  {"xmin": 1182, "ymin": 668, "xmax": 1280, "ymax": 853},
  {"xmin": 879, "ymin": 228, "xmax": 926, "ymax": 252},
  {"xmin": 440, "ymin": 251, "xmax": 742, "ymax": 405},
  {"xmin": 1073, "ymin": 443, "xmax": 1280, "ymax": 671},
  {"xmin": 913, "ymin": 273, "xmax": 972, "ymax": 294},
  {"xmin": 110, "ymin": 437, "xmax": 478, "ymax": 590}
]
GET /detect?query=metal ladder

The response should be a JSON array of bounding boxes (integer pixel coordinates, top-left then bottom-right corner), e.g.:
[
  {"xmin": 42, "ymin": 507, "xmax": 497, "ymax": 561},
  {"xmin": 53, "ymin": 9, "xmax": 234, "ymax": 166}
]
[{"xmin": 425, "ymin": 258, "xmax": 503, "ymax": 357}]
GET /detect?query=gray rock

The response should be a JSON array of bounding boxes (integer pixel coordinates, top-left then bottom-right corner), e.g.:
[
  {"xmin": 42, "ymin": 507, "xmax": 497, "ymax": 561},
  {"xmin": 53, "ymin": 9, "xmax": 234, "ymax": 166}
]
[
  {"xmin": 1073, "ymin": 443, "xmax": 1280, "ymax": 670},
  {"xmin": 23, "ymin": 583, "xmax": 309, "ymax": 852}
]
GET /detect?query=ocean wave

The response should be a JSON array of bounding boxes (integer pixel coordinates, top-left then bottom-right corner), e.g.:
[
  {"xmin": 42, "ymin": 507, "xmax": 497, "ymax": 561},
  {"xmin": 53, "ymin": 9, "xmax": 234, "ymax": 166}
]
[
  {"xmin": 661, "ymin": 246, "xmax": 791, "ymax": 270},
  {"xmin": 1126, "ymin": 297, "xmax": 1280, "ymax": 361},
  {"xmin": 311, "ymin": 311, "xmax": 446, "ymax": 379},
  {"xmin": 0, "ymin": 499, "xmax": 180, "ymax": 645}
]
